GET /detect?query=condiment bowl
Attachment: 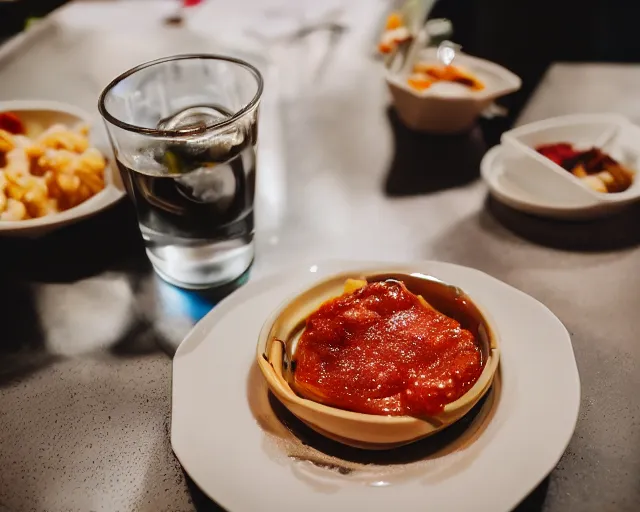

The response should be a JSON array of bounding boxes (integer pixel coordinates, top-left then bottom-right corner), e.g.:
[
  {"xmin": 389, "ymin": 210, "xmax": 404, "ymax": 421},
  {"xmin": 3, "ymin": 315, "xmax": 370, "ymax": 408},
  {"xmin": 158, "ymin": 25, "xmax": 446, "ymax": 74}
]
[
  {"xmin": 0, "ymin": 100, "xmax": 125, "ymax": 237},
  {"xmin": 256, "ymin": 269, "xmax": 500, "ymax": 450},
  {"xmin": 386, "ymin": 47, "xmax": 521, "ymax": 133},
  {"xmin": 480, "ymin": 144, "xmax": 631, "ymax": 219},
  {"xmin": 501, "ymin": 114, "xmax": 640, "ymax": 206}
]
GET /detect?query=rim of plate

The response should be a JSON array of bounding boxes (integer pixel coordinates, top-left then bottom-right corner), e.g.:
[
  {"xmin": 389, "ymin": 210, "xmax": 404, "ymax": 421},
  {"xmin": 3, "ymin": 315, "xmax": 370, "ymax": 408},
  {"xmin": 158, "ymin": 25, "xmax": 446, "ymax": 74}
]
[{"xmin": 172, "ymin": 260, "xmax": 581, "ymax": 512}]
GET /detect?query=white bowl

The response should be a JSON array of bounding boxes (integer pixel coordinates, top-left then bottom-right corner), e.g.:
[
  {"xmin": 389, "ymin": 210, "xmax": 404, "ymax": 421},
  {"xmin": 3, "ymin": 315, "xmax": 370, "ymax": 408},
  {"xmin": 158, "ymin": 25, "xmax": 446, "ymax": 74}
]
[
  {"xmin": 481, "ymin": 144, "xmax": 632, "ymax": 219},
  {"xmin": 501, "ymin": 113, "xmax": 640, "ymax": 207},
  {"xmin": 386, "ymin": 48, "xmax": 521, "ymax": 133},
  {"xmin": 0, "ymin": 100, "xmax": 125, "ymax": 237}
]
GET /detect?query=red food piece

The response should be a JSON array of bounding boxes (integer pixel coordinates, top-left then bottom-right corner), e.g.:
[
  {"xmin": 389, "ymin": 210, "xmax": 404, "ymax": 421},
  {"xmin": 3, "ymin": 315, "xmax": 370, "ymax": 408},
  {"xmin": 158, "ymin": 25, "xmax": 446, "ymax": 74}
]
[
  {"xmin": 294, "ymin": 281, "xmax": 483, "ymax": 416},
  {"xmin": 535, "ymin": 143, "xmax": 634, "ymax": 192},
  {"xmin": 0, "ymin": 112, "xmax": 25, "ymax": 135},
  {"xmin": 536, "ymin": 142, "xmax": 579, "ymax": 167}
]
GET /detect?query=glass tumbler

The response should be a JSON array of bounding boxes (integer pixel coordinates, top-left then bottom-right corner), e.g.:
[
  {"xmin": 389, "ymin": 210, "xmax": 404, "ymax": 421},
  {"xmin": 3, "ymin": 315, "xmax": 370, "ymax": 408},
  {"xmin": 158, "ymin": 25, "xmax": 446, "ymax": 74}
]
[{"xmin": 99, "ymin": 54, "xmax": 263, "ymax": 289}]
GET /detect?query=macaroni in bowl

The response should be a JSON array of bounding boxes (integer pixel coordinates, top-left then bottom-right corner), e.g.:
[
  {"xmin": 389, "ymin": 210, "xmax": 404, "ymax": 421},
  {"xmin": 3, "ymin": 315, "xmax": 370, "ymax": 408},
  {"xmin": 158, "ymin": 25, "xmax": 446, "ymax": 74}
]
[{"xmin": 0, "ymin": 113, "xmax": 107, "ymax": 221}]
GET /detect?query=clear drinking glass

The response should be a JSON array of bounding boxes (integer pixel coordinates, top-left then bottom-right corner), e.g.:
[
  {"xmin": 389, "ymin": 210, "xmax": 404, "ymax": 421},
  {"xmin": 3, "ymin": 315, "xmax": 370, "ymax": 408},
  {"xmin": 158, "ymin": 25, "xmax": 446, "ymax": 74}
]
[{"xmin": 99, "ymin": 54, "xmax": 263, "ymax": 289}]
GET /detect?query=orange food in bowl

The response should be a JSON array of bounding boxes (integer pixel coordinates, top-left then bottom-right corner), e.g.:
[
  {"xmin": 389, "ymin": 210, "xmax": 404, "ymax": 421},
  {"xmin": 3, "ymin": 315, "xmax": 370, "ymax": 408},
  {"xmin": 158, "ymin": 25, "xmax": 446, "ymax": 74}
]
[
  {"xmin": 408, "ymin": 63, "xmax": 485, "ymax": 92},
  {"xmin": 378, "ymin": 12, "xmax": 411, "ymax": 55},
  {"xmin": 385, "ymin": 12, "xmax": 403, "ymax": 30}
]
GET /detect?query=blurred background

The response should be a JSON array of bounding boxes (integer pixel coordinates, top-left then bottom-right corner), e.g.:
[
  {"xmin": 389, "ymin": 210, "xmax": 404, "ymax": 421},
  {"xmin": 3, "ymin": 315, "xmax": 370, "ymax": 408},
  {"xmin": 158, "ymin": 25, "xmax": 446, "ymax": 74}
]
[
  {"xmin": 0, "ymin": 0, "xmax": 67, "ymax": 38},
  {"xmin": 5, "ymin": 0, "xmax": 640, "ymax": 138}
]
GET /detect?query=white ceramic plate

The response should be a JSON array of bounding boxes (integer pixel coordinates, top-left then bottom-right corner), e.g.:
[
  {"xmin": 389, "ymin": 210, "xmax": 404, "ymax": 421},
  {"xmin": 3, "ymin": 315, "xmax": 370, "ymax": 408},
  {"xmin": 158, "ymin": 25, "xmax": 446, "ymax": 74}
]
[
  {"xmin": 172, "ymin": 260, "xmax": 580, "ymax": 512},
  {"xmin": 481, "ymin": 144, "xmax": 632, "ymax": 219},
  {"xmin": 0, "ymin": 100, "xmax": 125, "ymax": 236}
]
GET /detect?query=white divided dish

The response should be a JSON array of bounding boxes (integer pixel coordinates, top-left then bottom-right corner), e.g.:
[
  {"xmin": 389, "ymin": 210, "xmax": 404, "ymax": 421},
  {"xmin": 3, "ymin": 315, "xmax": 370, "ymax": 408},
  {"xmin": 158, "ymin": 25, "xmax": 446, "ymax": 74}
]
[
  {"xmin": 491, "ymin": 114, "xmax": 640, "ymax": 218},
  {"xmin": 172, "ymin": 260, "xmax": 580, "ymax": 512},
  {"xmin": 0, "ymin": 100, "xmax": 125, "ymax": 236},
  {"xmin": 481, "ymin": 145, "xmax": 634, "ymax": 219},
  {"xmin": 386, "ymin": 47, "xmax": 521, "ymax": 133}
]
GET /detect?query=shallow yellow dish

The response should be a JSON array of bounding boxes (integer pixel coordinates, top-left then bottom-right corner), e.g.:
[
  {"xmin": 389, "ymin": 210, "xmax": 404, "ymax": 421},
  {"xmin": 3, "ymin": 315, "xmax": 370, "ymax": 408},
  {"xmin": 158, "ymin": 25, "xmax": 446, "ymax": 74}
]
[{"xmin": 256, "ymin": 269, "xmax": 500, "ymax": 450}]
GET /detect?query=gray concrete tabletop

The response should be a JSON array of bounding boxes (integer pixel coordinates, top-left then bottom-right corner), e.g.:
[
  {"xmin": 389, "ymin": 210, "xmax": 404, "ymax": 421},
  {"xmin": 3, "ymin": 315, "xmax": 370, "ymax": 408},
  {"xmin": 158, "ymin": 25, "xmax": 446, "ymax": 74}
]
[{"xmin": 1, "ymin": 2, "xmax": 639, "ymax": 511}]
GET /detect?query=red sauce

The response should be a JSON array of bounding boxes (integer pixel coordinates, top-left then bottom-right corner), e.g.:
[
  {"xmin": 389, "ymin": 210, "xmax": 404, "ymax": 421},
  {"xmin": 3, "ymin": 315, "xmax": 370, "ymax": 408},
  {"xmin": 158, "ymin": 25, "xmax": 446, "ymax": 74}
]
[{"xmin": 294, "ymin": 281, "xmax": 483, "ymax": 416}]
